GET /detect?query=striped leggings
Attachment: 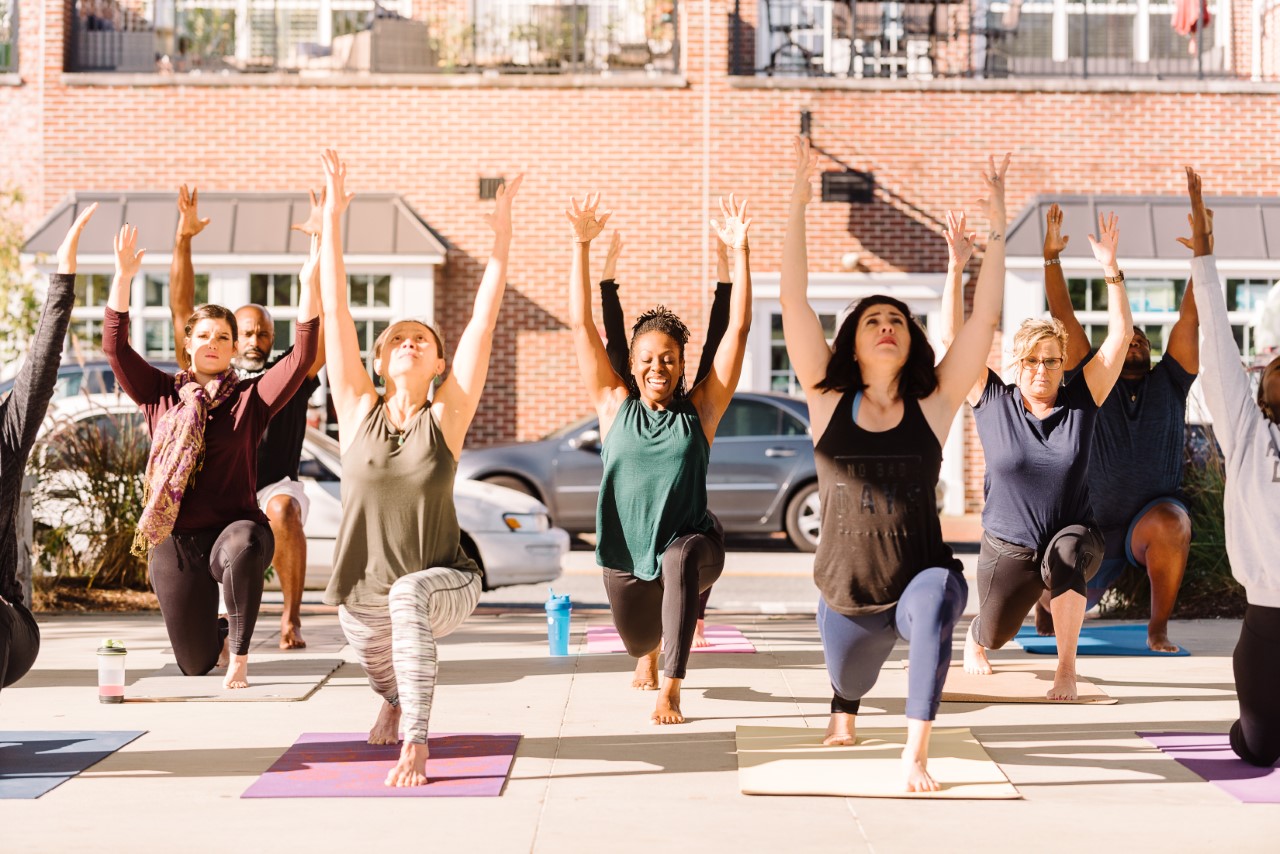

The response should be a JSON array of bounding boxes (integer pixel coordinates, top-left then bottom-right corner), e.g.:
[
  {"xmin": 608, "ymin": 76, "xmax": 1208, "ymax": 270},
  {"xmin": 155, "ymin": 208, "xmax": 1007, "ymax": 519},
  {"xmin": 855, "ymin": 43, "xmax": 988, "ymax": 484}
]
[{"xmin": 338, "ymin": 567, "xmax": 482, "ymax": 744}]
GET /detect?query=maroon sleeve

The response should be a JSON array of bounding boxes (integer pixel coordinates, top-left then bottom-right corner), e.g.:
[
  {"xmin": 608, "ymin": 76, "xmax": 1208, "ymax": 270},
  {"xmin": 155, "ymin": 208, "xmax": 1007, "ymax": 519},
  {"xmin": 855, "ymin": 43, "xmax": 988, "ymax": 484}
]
[
  {"xmin": 256, "ymin": 317, "xmax": 320, "ymax": 417},
  {"xmin": 102, "ymin": 308, "xmax": 172, "ymax": 405}
]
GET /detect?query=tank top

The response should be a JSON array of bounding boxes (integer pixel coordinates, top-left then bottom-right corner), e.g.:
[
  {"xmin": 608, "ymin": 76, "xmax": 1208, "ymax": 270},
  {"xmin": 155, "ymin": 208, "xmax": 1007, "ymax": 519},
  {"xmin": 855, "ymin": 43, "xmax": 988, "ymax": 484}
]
[
  {"xmin": 812, "ymin": 391, "xmax": 961, "ymax": 616},
  {"xmin": 323, "ymin": 401, "xmax": 478, "ymax": 608},
  {"xmin": 596, "ymin": 396, "xmax": 714, "ymax": 581}
]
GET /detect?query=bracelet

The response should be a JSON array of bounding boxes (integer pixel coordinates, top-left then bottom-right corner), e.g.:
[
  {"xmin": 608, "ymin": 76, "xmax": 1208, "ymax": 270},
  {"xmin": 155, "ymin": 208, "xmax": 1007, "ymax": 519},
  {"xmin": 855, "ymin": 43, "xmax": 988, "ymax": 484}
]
[
  {"xmin": 1104, "ymin": 270, "xmax": 1125, "ymax": 284},
  {"xmin": 1043, "ymin": 258, "xmax": 1061, "ymax": 267}
]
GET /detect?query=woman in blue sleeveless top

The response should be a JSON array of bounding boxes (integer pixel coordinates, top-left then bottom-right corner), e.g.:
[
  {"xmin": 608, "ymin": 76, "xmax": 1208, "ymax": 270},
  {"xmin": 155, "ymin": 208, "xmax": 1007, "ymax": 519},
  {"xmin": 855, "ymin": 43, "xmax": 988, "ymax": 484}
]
[{"xmin": 566, "ymin": 192, "xmax": 752, "ymax": 725}]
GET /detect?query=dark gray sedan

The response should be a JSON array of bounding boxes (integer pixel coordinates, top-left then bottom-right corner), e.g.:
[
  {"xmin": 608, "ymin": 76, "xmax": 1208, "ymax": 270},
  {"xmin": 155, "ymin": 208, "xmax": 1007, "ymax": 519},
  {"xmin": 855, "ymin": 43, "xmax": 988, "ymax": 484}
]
[{"xmin": 457, "ymin": 391, "xmax": 821, "ymax": 551}]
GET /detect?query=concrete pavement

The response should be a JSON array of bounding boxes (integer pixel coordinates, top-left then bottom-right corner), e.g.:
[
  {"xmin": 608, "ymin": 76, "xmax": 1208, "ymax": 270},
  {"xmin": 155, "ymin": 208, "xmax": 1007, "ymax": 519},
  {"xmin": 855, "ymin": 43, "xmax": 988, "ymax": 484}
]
[{"xmin": 2, "ymin": 608, "xmax": 1277, "ymax": 853}]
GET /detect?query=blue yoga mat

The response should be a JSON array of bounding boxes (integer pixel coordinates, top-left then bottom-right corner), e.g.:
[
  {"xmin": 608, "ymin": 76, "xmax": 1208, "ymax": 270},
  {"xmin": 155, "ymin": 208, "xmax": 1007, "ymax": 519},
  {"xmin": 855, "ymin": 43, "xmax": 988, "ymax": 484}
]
[
  {"xmin": 1013, "ymin": 624, "xmax": 1190, "ymax": 657},
  {"xmin": 0, "ymin": 731, "xmax": 146, "ymax": 798}
]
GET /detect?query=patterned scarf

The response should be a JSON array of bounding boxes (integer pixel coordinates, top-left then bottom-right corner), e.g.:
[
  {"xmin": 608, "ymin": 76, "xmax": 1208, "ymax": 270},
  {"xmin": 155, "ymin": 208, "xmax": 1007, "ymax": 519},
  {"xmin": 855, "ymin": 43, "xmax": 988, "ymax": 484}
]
[{"xmin": 131, "ymin": 369, "xmax": 239, "ymax": 556}]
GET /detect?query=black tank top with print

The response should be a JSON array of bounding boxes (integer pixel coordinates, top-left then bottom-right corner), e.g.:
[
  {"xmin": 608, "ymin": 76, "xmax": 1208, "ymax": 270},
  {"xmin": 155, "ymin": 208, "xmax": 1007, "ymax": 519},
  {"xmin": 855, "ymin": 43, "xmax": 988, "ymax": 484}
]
[{"xmin": 811, "ymin": 391, "xmax": 962, "ymax": 616}]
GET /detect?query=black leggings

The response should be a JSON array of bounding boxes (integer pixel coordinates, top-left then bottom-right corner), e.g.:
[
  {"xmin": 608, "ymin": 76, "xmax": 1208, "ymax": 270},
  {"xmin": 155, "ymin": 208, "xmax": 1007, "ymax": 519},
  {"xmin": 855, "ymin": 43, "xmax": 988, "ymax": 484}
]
[
  {"xmin": 603, "ymin": 524, "xmax": 725, "ymax": 679},
  {"xmin": 971, "ymin": 524, "xmax": 1103, "ymax": 650},
  {"xmin": 150, "ymin": 520, "xmax": 274, "ymax": 675},
  {"xmin": 1230, "ymin": 603, "xmax": 1280, "ymax": 767},
  {"xmin": 0, "ymin": 596, "xmax": 40, "ymax": 691}
]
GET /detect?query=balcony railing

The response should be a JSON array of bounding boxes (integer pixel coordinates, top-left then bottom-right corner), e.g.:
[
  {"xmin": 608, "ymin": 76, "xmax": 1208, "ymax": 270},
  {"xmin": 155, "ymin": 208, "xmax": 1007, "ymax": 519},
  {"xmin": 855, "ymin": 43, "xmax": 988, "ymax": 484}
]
[
  {"xmin": 2, "ymin": 0, "xmax": 16, "ymax": 72},
  {"xmin": 67, "ymin": 0, "xmax": 679, "ymax": 75},
  {"xmin": 731, "ymin": 0, "xmax": 1280, "ymax": 81}
]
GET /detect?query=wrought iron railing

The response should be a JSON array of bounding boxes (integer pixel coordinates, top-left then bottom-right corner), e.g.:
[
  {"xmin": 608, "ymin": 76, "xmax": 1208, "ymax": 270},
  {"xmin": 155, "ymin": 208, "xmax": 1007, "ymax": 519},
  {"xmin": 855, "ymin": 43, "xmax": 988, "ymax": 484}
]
[{"xmin": 67, "ymin": 0, "xmax": 679, "ymax": 74}]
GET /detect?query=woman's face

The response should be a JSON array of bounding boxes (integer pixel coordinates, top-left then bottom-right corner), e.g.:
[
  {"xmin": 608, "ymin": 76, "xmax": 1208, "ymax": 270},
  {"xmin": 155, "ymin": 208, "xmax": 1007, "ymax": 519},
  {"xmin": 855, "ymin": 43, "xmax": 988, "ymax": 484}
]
[
  {"xmin": 853, "ymin": 303, "xmax": 911, "ymax": 370},
  {"xmin": 630, "ymin": 330, "xmax": 683, "ymax": 406},
  {"xmin": 1261, "ymin": 357, "xmax": 1280, "ymax": 423},
  {"xmin": 376, "ymin": 322, "xmax": 444, "ymax": 382},
  {"xmin": 185, "ymin": 318, "xmax": 235, "ymax": 377},
  {"xmin": 1017, "ymin": 337, "xmax": 1066, "ymax": 403}
]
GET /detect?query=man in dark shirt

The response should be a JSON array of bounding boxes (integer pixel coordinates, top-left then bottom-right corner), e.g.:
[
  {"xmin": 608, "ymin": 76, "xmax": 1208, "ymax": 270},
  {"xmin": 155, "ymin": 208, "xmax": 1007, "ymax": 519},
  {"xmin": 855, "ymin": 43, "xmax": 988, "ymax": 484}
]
[
  {"xmin": 169, "ymin": 186, "xmax": 325, "ymax": 649},
  {"xmin": 1042, "ymin": 203, "xmax": 1198, "ymax": 652}
]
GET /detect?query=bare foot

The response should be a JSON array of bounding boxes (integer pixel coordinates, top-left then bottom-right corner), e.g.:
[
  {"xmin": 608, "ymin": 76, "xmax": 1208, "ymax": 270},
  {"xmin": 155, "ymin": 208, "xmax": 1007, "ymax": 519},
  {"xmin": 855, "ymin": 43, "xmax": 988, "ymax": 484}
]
[
  {"xmin": 692, "ymin": 619, "xmax": 711, "ymax": 648},
  {"xmin": 1047, "ymin": 666, "xmax": 1078, "ymax": 701},
  {"xmin": 216, "ymin": 636, "xmax": 230, "ymax": 669},
  {"xmin": 279, "ymin": 619, "xmax": 306, "ymax": 650},
  {"xmin": 385, "ymin": 740, "xmax": 429, "ymax": 787},
  {"xmin": 904, "ymin": 756, "xmax": 940, "ymax": 793},
  {"xmin": 823, "ymin": 712, "xmax": 856, "ymax": 746},
  {"xmin": 368, "ymin": 700, "xmax": 402, "ymax": 745},
  {"xmin": 963, "ymin": 624, "xmax": 993, "ymax": 675},
  {"xmin": 222, "ymin": 654, "xmax": 249, "ymax": 689},
  {"xmin": 1148, "ymin": 624, "xmax": 1180, "ymax": 653},
  {"xmin": 651, "ymin": 678, "xmax": 685, "ymax": 725},
  {"xmin": 1034, "ymin": 600, "xmax": 1056, "ymax": 636},
  {"xmin": 631, "ymin": 649, "xmax": 659, "ymax": 690}
]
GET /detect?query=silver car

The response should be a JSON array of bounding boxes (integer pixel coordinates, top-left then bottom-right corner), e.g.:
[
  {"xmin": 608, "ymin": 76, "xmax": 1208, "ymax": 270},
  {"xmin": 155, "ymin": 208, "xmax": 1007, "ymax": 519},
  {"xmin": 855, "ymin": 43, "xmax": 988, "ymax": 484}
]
[{"xmin": 456, "ymin": 391, "xmax": 822, "ymax": 552}]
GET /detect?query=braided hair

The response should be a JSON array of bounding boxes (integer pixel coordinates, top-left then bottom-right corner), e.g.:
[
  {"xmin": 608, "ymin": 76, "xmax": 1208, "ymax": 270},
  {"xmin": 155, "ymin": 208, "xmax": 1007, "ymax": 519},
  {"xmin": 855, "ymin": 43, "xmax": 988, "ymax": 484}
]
[{"xmin": 627, "ymin": 305, "xmax": 691, "ymax": 399}]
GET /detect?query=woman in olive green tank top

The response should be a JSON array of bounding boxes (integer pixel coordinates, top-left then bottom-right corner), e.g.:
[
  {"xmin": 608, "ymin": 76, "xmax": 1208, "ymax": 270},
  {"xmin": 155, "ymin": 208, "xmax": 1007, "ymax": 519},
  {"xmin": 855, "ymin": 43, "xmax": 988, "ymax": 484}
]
[
  {"xmin": 566, "ymin": 192, "xmax": 753, "ymax": 725},
  {"xmin": 319, "ymin": 150, "xmax": 521, "ymax": 787}
]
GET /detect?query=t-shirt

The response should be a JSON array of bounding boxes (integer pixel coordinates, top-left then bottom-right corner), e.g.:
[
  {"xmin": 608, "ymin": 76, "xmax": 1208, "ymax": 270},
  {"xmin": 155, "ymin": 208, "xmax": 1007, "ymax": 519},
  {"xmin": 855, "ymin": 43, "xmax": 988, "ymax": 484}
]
[
  {"xmin": 973, "ymin": 368, "xmax": 1099, "ymax": 550},
  {"xmin": 1070, "ymin": 350, "xmax": 1195, "ymax": 535},
  {"xmin": 239, "ymin": 347, "xmax": 321, "ymax": 489}
]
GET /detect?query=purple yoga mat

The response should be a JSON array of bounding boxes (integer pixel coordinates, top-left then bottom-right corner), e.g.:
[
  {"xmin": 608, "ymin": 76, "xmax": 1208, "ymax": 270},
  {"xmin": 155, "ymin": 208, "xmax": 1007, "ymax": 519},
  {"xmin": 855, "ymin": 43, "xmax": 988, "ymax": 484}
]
[
  {"xmin": 241, "ymin": 733, "xmax": 521, "ymax": 798},
  {"xmin": 1140, "ymin": 732, "xmax": 1280, "ymax": 803}
]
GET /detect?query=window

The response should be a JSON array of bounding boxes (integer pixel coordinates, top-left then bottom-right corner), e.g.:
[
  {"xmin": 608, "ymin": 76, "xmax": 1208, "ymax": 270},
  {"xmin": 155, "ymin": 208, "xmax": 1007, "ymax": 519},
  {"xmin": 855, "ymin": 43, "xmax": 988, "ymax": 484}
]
[
  {"xmin": 250, "ymin": 272, "xmax": 300, "ymax": 308},
  {"xmin": 1067, "ymin": 276, "xmax": 1183, "ymax": 314},
  {"xmin": 355, "ymin": 319, "xmax": 391, "ymax": 379},
  {"xmin": 74, "ymin": 274, "xmax": 111, "ymax": 308},
  {"xmin": 1227, "ymin": 278, "xmax": 1276, "ymax": 312},
  {"xmin": 716, "ymin": 399, "xmax": 783, "ymax": 438},
  {"xmin": 145, "ymin": 273, "xmax": 209, "ymax": 308},
  {"xmin": 68, "ymin": 319, "xmax": 104, "ymax": 352},
  {"xmin": 348, "ymin": 274, "xmax": 391, "ymax": 308},
  {"xmin": 769, "ymin": 311, "xmax": 836, "ymax": 396}
]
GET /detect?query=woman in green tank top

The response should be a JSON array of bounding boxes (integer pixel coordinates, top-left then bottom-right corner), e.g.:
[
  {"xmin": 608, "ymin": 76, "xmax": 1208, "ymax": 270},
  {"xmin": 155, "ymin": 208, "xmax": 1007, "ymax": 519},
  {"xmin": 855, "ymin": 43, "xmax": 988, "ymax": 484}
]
[
  {"xmin": 318, "ymin": 149, "xmax": 521, "ymax": 787},
  {"xmin": 566, "ymin": 192, "xmax": 753, "ymax": 725}
]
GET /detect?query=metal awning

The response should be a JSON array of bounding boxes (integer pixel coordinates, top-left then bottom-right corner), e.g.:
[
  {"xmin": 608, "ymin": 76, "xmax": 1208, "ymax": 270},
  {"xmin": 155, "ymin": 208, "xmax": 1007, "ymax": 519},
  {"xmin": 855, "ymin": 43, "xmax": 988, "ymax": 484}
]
[{"xmin": 21, "ymin": 191, "xmax": 448, "ymax": 267}]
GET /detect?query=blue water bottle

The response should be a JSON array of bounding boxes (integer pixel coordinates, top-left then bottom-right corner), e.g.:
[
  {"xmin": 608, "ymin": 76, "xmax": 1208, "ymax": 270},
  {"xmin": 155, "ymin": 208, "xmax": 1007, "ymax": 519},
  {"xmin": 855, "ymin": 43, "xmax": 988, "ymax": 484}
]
[{"xmin": 545, "ymin": 589, "xmax": 572, "ymax": 656}]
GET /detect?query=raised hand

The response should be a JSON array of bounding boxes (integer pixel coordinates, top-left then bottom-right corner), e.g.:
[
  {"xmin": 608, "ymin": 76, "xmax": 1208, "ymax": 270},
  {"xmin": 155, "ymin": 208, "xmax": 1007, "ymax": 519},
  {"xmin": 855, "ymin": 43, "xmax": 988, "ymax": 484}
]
[
  {"xmin": 56, "ymin": 202, "xmax": 98, "ymax": 275},
  {"xmin": 1044, "ymin": 203, "xmax": 1069, "ymax": 258},
  {"xmin": 710, "ymin": 193, "xmax": 751, "ymax": 251},
  {"xmin": 1176, "ymin": 167, "xmax": 1214, "ymax": 257},
  {"xmin": 113, "ymin": 224, "xmax": 146, "ymax": 280},
  {"xmin": 299, "ymin": 233, "xmax": 321, "ymax": 284},
  {"xmin": 603, "ymin": 231, "xmax": 623, "ymax": 281},
  {"xmin": 291, "ymin": 187, "xmax": 326, "ymax": 236},
  {"xmin": 944, "ymin": 210, "xmax": 977, "ymax": 269},
  {"xmin": 482, "ymin": 173, "xmax": 524, "ymax": 239},
  {"xmin": 1087, "ymin": 211, "xmax": 1120, "ymax": 270},
  {"xmin": 791, "ymin": 135, "xmax": 819, "ymax": 206},
  {"xmin": 321, "ymin": 149, "xmax": 355, "ymax": 215},
  {"xmin": 176, "ymin": 184, "xmax": 211, "ymax": 239},
  {"xmin": 976, "ymin": 153, "xmax": 1011, "ymax": 230},
  {"xmin": 565, "ymin": 193, "xmax": 611, "ymax": 244}
]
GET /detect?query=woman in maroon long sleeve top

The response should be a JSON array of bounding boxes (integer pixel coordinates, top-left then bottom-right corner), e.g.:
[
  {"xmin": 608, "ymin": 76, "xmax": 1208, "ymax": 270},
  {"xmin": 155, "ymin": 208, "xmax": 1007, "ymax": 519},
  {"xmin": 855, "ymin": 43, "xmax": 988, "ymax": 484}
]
[{"xmin": 103, "ymin": 225, "xmax": 319, "ymax": 689}]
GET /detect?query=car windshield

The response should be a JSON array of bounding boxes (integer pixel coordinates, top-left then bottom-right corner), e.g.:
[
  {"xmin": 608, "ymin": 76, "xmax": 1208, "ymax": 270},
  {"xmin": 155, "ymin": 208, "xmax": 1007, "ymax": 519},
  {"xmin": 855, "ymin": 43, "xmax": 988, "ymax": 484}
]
[{"xmin": 541, "ymin": 413, "xmax": 598, "ymax": 440}]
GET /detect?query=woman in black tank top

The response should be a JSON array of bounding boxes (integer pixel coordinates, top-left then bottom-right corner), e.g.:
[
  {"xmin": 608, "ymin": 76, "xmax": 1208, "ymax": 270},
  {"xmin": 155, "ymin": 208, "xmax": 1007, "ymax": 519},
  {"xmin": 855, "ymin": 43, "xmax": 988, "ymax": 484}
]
[{"xmin": 780, "ymin": 137, "xmax": 1009, "ymax": 792}]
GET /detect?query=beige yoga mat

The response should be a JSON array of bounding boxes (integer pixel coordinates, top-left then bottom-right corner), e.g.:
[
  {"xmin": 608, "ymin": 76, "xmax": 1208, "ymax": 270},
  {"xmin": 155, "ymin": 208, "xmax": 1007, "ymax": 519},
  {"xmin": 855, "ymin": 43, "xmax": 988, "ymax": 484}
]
[
  {"xmin": 736, "ymin": 726, "xmax": 1020, "ymax": 799},
  {"xmin": 127, "ymin": 658, "xmax": 342, "ymax": 702},
  {"xmin": 940, "ymin": 662, "xmax": 1116, "ymax": 705}
]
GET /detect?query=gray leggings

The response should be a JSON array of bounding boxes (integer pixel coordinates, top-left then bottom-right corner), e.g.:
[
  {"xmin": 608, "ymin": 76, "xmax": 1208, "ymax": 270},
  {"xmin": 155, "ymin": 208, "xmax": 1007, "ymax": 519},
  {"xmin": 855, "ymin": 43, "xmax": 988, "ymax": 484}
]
[
  {"xmin": 602, "ymin": 525, "xmax": 725, "ymax": 680},
  {"xmin": 338, "ymin": 567, "xmax": 482, "ymax": 744}
]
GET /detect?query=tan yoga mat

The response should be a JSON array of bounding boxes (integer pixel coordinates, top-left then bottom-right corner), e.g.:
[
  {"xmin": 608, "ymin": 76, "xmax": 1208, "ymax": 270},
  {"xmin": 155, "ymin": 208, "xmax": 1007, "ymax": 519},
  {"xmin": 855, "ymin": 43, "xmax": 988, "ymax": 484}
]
[
  {"xmin": 736, "ymin": 726, "xmax": 1020, "ymax": 799},
  {"xmin": 940, "ymin": 662, "xmax": 1117, "ymax": 705},
  {"xmin": 127, "ymin": 658, "xmax": 342, "ymax": 702}
]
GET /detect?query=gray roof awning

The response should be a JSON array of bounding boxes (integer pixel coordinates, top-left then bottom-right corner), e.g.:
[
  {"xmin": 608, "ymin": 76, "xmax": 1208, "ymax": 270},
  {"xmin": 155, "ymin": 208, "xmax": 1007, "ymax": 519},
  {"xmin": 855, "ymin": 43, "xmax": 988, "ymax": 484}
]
[
  {"xmin": 22, "ymin": 191, "xmax": 448, "ymax": 263},
  {"xmin": 1006, "ymin": 194, "xmax": 1280, "ymax": 262}
]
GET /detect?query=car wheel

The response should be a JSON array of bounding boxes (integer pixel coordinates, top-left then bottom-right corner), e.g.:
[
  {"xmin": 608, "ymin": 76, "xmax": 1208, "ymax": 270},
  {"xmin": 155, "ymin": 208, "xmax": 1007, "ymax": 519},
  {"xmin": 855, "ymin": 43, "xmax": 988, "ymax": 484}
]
[
  {"xmin": 784, "ymin": 481, "xmax": 820, "ymax": 553},
  {"xmin": 480, "ymin": 474, "xmax": 539, "ymax": 501}
]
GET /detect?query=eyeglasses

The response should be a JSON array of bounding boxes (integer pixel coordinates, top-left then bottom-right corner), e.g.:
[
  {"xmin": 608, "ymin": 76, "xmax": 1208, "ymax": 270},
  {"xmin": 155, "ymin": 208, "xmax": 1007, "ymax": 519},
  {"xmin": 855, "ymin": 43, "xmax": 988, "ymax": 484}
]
[{"xmin": 1021, "ymin": 357, "xmax": 1064, "ymax": 372}]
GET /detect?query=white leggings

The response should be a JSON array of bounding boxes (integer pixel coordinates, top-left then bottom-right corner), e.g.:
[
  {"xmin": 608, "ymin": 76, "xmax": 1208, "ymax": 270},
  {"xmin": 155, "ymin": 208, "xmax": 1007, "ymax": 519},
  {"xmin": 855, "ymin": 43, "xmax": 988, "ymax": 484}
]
[{"xmin": 338, "ymin": 567, "xmax": 482, "ymax": 744}]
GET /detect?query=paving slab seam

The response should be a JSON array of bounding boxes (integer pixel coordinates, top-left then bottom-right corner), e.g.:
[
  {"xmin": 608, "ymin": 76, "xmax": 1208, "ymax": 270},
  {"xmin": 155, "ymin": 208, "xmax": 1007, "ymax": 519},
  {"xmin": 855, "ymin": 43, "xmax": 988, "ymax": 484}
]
[{"xmin": 527, "ymin": 612, "xmax": 587, "ymax": 854}]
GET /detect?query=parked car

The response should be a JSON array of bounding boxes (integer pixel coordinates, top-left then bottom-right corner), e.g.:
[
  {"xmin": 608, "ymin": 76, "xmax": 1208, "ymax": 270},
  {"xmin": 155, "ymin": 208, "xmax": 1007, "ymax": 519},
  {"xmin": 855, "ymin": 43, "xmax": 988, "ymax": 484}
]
[
  {"xmin": 34, "ymin": 393, "xmax": 568, "ymax": 590},
  {"xmin": 456, "ymin": 391, "xmax": 824, "ymax": 551},
  {"xmin": 0, "ymin": 359, "xmax": 179, "ymax": 403}
]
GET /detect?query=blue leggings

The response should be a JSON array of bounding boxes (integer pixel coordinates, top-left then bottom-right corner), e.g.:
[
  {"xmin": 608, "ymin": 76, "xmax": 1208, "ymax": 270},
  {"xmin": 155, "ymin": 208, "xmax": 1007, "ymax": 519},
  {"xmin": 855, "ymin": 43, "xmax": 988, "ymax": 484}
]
[{"xmin": 817, "ymin": 567, "xmax": 968, "ymax": 722}]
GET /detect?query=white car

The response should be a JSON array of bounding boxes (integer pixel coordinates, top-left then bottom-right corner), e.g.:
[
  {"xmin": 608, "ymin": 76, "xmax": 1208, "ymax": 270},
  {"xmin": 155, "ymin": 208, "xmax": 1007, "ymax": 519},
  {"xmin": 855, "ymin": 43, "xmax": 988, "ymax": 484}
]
[{"xmin": 36, "ymin": 393, "xmax": 568, "ymax": 591}]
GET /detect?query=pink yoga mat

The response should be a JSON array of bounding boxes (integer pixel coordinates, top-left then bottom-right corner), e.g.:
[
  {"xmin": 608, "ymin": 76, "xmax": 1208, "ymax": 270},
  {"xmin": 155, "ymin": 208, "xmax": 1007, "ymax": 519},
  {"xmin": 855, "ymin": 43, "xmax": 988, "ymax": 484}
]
[
  {"xmin": 1140, "ymin": 732, "xmax": 1280, "ymax": 803},
  {"xmin": 241, "ymin": 733, "xmax": 520, "ymax": 798},
  {"xmin": 585, "ymin": 624, "xmax": 755, "ymax": 654}
]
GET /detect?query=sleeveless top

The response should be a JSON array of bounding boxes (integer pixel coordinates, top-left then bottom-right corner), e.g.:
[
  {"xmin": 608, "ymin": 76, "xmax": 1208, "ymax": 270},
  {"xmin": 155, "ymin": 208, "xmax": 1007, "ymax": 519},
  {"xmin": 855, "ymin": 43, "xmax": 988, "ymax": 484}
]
[
  {"xmin": 812, "ymin": 392, "xmax": 961, "ymax": 616},
  {"xmin": 323, "ymin": 401, "xmax": 479, "ymax": 608},
  {"xmin": 596, "ymin": 396, "xmax": 715, "ymax": 581}
]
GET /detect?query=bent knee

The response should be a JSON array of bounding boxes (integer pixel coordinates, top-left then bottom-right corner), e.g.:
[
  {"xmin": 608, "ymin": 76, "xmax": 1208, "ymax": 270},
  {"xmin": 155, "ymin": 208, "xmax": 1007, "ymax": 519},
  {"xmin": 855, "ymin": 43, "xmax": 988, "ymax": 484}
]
[{"xmin": 265, "ymin": 495, "xmax": 303, "ymax": 528}]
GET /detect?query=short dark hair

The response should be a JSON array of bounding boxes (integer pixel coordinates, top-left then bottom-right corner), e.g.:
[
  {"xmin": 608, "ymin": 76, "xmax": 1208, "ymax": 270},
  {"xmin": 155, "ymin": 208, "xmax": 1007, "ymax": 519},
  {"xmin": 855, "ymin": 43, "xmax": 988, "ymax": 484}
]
[
  {"xmin": 815, "ymin": 295, "xmax": 938, "ymax": 399},
  {"xmin": 627, "ymin": 305, "xmax": 690, "ymax": 399},
  {"xmin": 184, "ymin": 304, "xmax": 238, "ymax": 342},
  {"xmin": 1259, "ymin": 354, "xmax": 1280, "ymax": 423}
]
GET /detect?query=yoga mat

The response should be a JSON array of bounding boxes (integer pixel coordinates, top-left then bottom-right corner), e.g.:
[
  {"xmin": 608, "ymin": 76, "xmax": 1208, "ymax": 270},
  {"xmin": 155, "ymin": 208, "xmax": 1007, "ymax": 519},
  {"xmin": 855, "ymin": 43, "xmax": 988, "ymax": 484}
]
[
  {"xmin": 941, "ymin": 662, "xmax": 1116, "ymax": 704},
  {"xmin": 585, "ymin": 624, "xmax": 755, "ymax": 654},
  {"xmin": 242, "ymin": 733, "xmax": 521, "ymax": 798},
  {"xmin": 1140, "ymin": 732, "xmax": 1280, "ymax": 804},
  {"xmin": 736, "ymin": 726, "xmax": 1020, "ymax": 799},
  {"xmin": 128, "ymin": 658, "xmax": 342, "ymax": 702},
  {"xmin": 0, "ymin": 731, "xmax": 146, "ymax": 799},
  {"xmin": 1014, "ymin": 624, "xmax": 1190, "ymax": 657}
]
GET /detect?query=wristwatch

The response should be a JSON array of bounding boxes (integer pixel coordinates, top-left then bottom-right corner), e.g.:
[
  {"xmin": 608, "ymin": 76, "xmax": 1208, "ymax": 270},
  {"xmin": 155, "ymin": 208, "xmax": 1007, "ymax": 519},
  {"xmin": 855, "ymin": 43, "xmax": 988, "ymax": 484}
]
[{"xmin": 1104, "ymin": 271, "xmax": 1125, "ymax": 284}]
